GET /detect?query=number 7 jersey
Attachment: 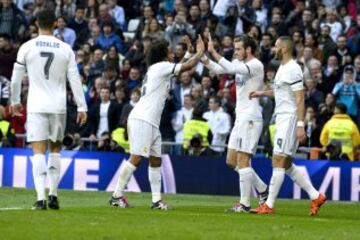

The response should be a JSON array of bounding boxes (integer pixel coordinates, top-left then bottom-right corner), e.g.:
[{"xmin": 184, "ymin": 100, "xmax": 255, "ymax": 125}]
[{"xmin": 14, "ymin": 35, "xmax": 87, "ymax": 114}]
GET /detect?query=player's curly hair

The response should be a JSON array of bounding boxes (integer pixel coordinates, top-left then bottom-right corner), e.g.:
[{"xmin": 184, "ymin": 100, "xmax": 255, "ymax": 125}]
[{"xmin": 146, "ymin": 39, "xmax": 169, "ymax": 66}]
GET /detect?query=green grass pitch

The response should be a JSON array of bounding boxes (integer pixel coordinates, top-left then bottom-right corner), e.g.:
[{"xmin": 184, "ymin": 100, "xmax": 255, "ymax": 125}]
[{"xmin": 0, "ymin": 187, "xmax": 359, "ymax": 240}]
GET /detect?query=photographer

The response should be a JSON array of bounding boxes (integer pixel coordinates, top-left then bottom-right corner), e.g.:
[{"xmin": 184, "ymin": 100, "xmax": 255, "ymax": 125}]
[
  {"xmin": 185, "ymin": 133, "xmax": 214, "ymax": 156},
  {"xmin": 324, "ymin": 140, "xmax": 349, "ymax": 161}
]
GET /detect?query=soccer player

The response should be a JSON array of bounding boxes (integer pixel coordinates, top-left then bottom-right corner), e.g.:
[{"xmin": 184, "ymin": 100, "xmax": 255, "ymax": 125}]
[
  {"xmin": 109, "ymin": 37, "xmax": 204, "ymax": 210},
  {"xmin": 249, "ymin": 36, "xmax": 326, "ymax": 215},
  {"xmin": 200, "ymin": 35, "xmax": 268, "ymax": 213},
  {"xmin": 10, "ymin": 10, "xmax": 87, "ymax": 210}
]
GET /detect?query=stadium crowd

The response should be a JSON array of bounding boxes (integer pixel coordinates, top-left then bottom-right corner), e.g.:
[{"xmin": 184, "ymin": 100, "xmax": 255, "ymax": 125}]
[{"xmin": 0, "ymin": 0, "xmax": 360, "ymax": 159}]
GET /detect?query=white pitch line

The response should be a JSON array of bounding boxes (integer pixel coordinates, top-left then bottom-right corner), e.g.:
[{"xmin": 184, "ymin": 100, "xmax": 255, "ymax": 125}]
[{"xmin": 0, "ymin": 207, "xmax": 24, "ymax": 211}]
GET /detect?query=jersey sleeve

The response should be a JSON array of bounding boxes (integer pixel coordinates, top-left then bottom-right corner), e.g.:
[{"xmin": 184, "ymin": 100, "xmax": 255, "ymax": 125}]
[
  {"xmin": 218, "ymin": 58, "xmax": 250, "ymax": 75},
  {"xmin": 159, "ymin": 62, "xmax": 182, "ymax": 77},
  {"xmin": 66, "ymin": 48, "xmax": 88, "ymax": 112},
  {"xmin": 286, "ymin": 63, "xmax": 304, "ymax": 91},
  {"xmin": 10, "ymin": 44, "xmax": 28, "ymax": 105},
  {"xmin": 206, "ymin": 60, "xmax": 227, "ymax": 74}
]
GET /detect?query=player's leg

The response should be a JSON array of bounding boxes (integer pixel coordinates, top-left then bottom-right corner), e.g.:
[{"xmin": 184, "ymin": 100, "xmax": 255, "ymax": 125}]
[
  {"xmin": 46, "ymin": 113, "xmax": 66, "ymax": 209},
  {"xmin": 27, "ymin": 113, "xmax": 49, "ymax": 210},
  {"xmin": 31, "ymin": 141, "xmax": 48, "ymax": 210},
  {"xmin": 110, "ymin": 119, "xmax": 149, "ymax": 207},
  {"xmin": 148, "ymin": 128, "xmax": 169, "ymax": 210},
  {"xmin": 235, "ymin": 152, "xmax": 253, "ymax": 212},
  {"xmin": 47, "ymin": 141, "xmax": 62, "ymax": 209}
]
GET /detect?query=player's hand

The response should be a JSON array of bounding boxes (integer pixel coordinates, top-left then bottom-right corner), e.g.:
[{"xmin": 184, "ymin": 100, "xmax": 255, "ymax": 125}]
[
  {"xmin": 182, "ymin": 35, "xmax": 194, "ymax": 53},
  {"xmin": 76, "ymin": 111, "xmax": 87, "ymax": 126},
  {"xmin": 297, "ymin": 126, "xmax": 306, "ymax": 143},
  {"xmin": 249, "ymin": 91, "xmax": 262, "ymax": 99},
  {"xmin": 9, "ymin": 104, "xmax": 23, "ymax": 117},
  {"xmin": 207, "ymin": 34, "xmax": 215, "ymax": 53},
  {"xmin": 196, "ymin": 34, "xmax": 205, "ymax": 55}
]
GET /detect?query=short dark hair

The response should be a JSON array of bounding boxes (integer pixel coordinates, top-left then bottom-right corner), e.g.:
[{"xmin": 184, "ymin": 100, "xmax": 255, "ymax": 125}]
[
  {"xmin": 209, "ymin": 96, "xmax": 221, "ymax": 105},
  {"xmin": 278, "ymin": 36, "xmax": 293, "ymax": 50},
  {"xmin": 335, "ymin": 103, "xmax": 347, "ymax": 114},
  {"xmin": 146, "ymin": 39, "xmax": 169, "ymax": 66},
  {"xmin": 36, "ymin": 10, "xmax": 56, "ymax": 30},
  {"xmin": 0, "ymin": 33, "xmax": 11, "ymax": 41},
  {"xmin": 237, "ymin": 35, "xmax": 257, "ymax": 54}
]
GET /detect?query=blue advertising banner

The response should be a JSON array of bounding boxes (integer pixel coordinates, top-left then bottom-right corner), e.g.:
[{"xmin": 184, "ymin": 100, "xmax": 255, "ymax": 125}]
[{"xmin": 1, "ymin": 148, "xmax": 360, "ymax": 201}]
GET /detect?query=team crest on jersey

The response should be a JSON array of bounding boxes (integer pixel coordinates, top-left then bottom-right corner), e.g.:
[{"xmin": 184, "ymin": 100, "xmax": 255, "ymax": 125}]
[{"xmin": 235, "ymin": 75, "xmax": 247, "ymax": 87}]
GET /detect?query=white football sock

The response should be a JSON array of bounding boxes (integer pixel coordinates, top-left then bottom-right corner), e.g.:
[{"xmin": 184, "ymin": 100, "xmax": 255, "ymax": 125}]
[
  {"xmin": 31, "ymin": 154, "xmax": 47, "ymax": 201},
  {"xmin": 265, "ymin": 168, "xmax": 285, "ymax": 208},
  {"xmin": 47, "ymin": 153, "xmax": 61, "ymax": 197},
  {"xmin": 148, "ymin": 166, "xmax": 162, "ymax": 203},
  {"xmin": 286, "ymin": 164, "xmax": 319, "ymax": 200},
  {"xmin": 238, "ymin": 167, "xmax": 253, "ymax": 207},
  {"xmin": 251, "ymin": 168, "xmax": 267, "ymax": 194},
  {"xmin": 113, "ymin": 161, "xmax": 137, "ymax": 198}
]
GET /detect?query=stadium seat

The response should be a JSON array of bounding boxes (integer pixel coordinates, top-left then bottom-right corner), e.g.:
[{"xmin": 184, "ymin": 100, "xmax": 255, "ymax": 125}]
[{"xmin": 123, "ymin": 19, "xmax": 140, "ymax": 40}]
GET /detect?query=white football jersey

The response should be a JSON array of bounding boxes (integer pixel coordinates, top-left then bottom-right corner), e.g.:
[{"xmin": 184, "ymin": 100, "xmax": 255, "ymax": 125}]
[
  {"xmin": 129, "ymin": 61, "xmax": 181, "ymax": 127},
  {"xmin": 212, "ymin": 57, "xmax": 264, "ymax": 121},
  {"xmin": 13, "ymin": 35, "xmax": 87, "ymax": 114},
  {"xmin": 274, "ymin": 59, "xmax": 304, "ymax": 115}
]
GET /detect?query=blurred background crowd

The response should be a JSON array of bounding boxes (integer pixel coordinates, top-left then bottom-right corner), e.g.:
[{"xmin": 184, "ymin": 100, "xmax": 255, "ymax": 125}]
[{"xmin": 0, "ymin": 0, "xmax": 360, "ymax": 160}]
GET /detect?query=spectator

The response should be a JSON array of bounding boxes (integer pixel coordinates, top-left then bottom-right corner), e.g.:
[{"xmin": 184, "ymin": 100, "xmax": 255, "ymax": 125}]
[
  {"xmin": 55, "ymin": 0, "xmax": 76, "ymax": 19},
  {"xmin": 107, "ymin": 0, "xmax": 125, "ymax": 30},
  {"xmin": 259, "ymin": 33, "xmax": 274, "ymax": 67},
  {"xmin": 332, "ymin": 65, "xmax": 360, "ymax": 120},
  {"xmin": 126, "ymin": 67, "xmax": 142, "ymax": 90},
  {"xmin": 135, "ymin": 5, "xmax": 154, "ymax": 40},
  {"xmin": 354, "ymin": 55, "xmax": 360, "ymax": 82},
  {"xmin": 119, "ymin": 89, "xmax": 140, "ymax": 127},
  {"xmin": 320, "ymin": 103, "xmax": 360, "ymax": 161},
  {"xmin": 0, "ymin": 105, "xmax": 14, "ymax": 147},
  {"xmin": 142, "ymin": 18, "xmax": 164, "ymax": 41},
  {"xmin": 320, "ymin": 8, "xmax": 343, "ymax": 42},
  {"xmin": 173, "ymin": 71, "xmax": 195, "ymax": 110},
  {"xmin": 53, "ymin": 16, "xmax": 76, "ymax": 48},
  {"xmin": 252, "ymin": 0, "xmax": 267, "ymax": 32},
  {"xmin": 0, "ymin": 75, "xmax": 10, "ymax": 105},
  {"xmin": 0, "ymin": 0, "xmax": 27, "ymax": 41},
  {"xmin": 304, "ymin": 32, "xmax": 323, "ymax": 62},
  {"xmin": 95, "ymin": 22, "xmax": 124, "ymax": 54},
  {"xmin": 317, "ymin": 93, "xmax": 336, "ymax": 127},
  {"xmin": 68, "ymin": 6, "xmax": 89, "ymax": 48},
  {"xmin": 89, "ymin": 86, "xmax": 120, "ymax": 140},
  {"xmin": 125, "ymin": 40, "xmax": 146, "ymax": 69},
  {"xmin": 103, "ymin": 45, "xmax": 125, "ymax": 73},
  {"xmin": 305, "ymin": 78, "xmax": 324, "ymax": 110},
  {"xmin": 172, "ymin": 94, "xmax": 194, "ymax": 145},
  {"xmin": 0, "ymin": 33, "xmax": 18, "ymax": 79},
  {"xmin": 234, "ymin": 0, "xmax": 256, "ymax": 35},
  {"xmin": 201, "ymin": 75, "xmax": 216, "ymax": 100},
  {"xmin": 165, "ymin": 9, "xmax": 195, "ymax": 50},
  {"xmin": 322, "ymin": 55, "xmax": 341, "ymax": 93},
  {"xmin": 88, "ymin": 47, "xmax": 105, "ymax": 85},
  {"xmin": 300, "ymin": 46, "xmax": 321, "ymax": 79},
  {"xmin": 191, "ymin": 85, "xmax": 208, "ymax": 117},
  {"xmin": 85, "ymin": 0, "xmax": 99, "ymax": 19},
  {"xmin": 335, "ymin": 35, "xmax": 350, "ymax": 66},
  {"xmin": 304, "ymin": 106, "xmax": 321, "ymax": 147},
  {"xmin": 188, "ymin": 4, "xmax": 202, "ymax": 34},
  {"xmin": 87, "ymin": 23, "xmax": 101, "ymax": 46},
  {"xmin": 98, "ymin": 3, "xmax": 117, "ymax": 29},
  {"xmin": 203, "ymin": 96, "xmax": 231, "ymax": 154},
  {"xmin": 318, "ymin": 24, "xmax": 337, "ymax": 63}
]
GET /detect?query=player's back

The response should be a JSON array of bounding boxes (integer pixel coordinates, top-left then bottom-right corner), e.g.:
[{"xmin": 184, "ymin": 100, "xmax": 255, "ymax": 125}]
[
  {"xmin": 20, "ymin": 35, "xmax": 75, "ymax": 113},
  {"xmin": 129, "ymin": 61, "xmax": 180, "ymax": 127},
  {"xmin": 274, "ymin": 59, "xmax": 303, "ymax": 115},
  {"xmin": 235, "ymin": 58, "xmax": 264, "ymax": 121}
]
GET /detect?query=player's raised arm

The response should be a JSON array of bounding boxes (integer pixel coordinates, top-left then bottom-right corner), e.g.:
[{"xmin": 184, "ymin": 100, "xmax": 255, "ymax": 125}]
[
  {"xmin": 197, "ymin": 36, "xmax": 227, "ymax": 75},
  {"xmin": 67, "ymin": 49, "xmax": 88, "ymax": 124},
  {"xmin": 179, "ymin": 35, "xmax": 204, "ymax": 73}
]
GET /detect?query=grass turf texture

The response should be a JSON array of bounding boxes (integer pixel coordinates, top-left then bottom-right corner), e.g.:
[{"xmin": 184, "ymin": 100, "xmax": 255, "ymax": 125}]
[{"xmin": 0, "ymin": 188, "xmax": 359, "ymax": 240}]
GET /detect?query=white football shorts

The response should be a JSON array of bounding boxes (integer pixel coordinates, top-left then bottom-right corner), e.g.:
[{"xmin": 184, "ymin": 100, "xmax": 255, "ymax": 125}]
[
  {"xmin": 228, "ymin": 119, "xmax": 263, "ymax": 155},
  {"xmin": 26, "ymin": 113, "xmax": 66, "ymax": 142},
  {"xmin": 127, "ymin": 118, "xmax": 161, "ymax": 158},
  {"xmin": 273, "ymin": 114, "xmax": 298, "ymax": 157}
]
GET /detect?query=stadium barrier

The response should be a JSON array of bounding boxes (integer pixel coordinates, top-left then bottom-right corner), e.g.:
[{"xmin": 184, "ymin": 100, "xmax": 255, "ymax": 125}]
[{"xmin": 1, "ymin": 148, "xmax": 359, "ymax": 201}]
